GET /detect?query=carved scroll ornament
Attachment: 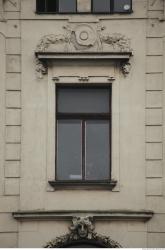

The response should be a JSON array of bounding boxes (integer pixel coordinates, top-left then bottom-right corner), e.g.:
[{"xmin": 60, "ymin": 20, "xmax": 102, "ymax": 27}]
[
  {"xmin": 44, "ymin": 217, "xmax": 122, "ymax": 248},
  {"xmin": 35, "ymin": 23, "xmax": 133, "ymax": 78}
]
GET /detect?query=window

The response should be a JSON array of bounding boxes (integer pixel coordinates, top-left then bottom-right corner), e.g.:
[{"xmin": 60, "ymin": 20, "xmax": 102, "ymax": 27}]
[
  {"xmin": 92, "ymin": 0, "xmax": 111, "ymax": 13},
  {"xmin": 36, "ymin": 0, "xmax": 76, "ymax": 13},
  {"xmin": 56, "ymin": 86, "xmax": 111, "ymax": 184},
  {"xmin": 36, "ymin": 0, "xmax": 132, "ymax": 14}
]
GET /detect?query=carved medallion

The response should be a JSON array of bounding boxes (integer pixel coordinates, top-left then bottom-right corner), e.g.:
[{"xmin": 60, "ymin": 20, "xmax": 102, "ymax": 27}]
[{"xmin": 71, "ymin": 24, "xmax": 97, "ymax": 50}]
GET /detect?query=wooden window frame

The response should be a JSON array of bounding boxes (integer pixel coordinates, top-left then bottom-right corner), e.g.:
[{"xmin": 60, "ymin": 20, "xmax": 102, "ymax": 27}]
[{"xmin": 49, "ymin": 85, "xmax": 117, "ymax": 189}]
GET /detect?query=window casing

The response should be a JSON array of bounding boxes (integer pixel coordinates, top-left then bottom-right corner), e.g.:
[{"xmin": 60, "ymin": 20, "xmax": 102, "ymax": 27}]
[
  {"xmin": 36, "ymin": 0, "xmax": 132, "ymax": 14},
  {"xmin": 56, "ymin": 86, "xmax": 111, "ymax": 183}
]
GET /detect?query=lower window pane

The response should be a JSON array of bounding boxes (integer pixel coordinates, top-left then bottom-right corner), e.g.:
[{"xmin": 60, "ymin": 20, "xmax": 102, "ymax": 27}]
[
  {"xmin": 47, "ymin": 0, "xmax": 57, "ymax": 12},
  {"xmin": 113, "ymin": 0, "xmax": 132, "ymax": 12},
  {"xmin": 92, "ymin": 0, "xmax": 111, "ymax": 13},
  {"xmin": 58, "ymin": 0, "xmax": 77, "ymax": 13},
  {"xmin": 85, "ymin": 120, "xmax": 110, "ymax": 180},
  {"xmin": 57, "ymin": 120, "xmax": 82, "ymax": 180}
]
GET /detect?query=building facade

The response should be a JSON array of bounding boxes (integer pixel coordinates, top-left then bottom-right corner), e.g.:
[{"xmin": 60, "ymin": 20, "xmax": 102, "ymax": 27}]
[{"xmin": 0, "ymin": 0, "xmax": 165, "ymax": 247}]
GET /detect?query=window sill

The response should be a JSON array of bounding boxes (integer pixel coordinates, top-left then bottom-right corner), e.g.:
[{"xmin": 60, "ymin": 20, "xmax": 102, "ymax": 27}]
[{"xmin": 48, "ymin": 180, "xmax": 117, "ymax": 190}]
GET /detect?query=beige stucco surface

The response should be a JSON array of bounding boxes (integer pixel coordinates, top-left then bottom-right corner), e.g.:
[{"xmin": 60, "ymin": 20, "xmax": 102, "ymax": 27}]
[{"xmin": 0, "ymin": 0, "xmax": 165, "ymax": 247}]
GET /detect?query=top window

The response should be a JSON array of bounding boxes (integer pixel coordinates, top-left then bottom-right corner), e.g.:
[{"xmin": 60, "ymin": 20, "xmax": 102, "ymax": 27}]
[{"xmin": 36, "ymin": 0, "xmax": 132, "ymax": 14}]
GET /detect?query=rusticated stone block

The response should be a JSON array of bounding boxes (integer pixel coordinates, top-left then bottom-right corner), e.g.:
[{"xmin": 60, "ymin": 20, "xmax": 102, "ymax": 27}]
[
  {"xmin": 146, "ymin": 91, "xmax": 162, "ymax": 108},
  {"xmin": 5, "ymin": 178, "xmax": 20, "ymax": 195},
  {"xmin": 146, "ymin": 126, "xmax": 162, "ymax": 142},
  {"xmin": 6, "ymin": 144, "xmax": 21, "ymax": 160},
  {"xmin": 6, "ymin": 91, "xmax": 21, "ymax": 108},
  {"xmin": 146, "ymin": 73, "xmax": 162, "ymax": 90},
  {"xmin": 6, "ymin": 38, "xmax": 21, "ymax": 54},
  {"xmin": 6, "ymin": 55, "xmax": 21, "ymax": 73},
  {"xmin": 6, "ymin": 73, "xmax": 21, "ymax": 90},
  {"xmin": 6, "ymin": 109, "xmax": 21, "ymax": 125},
  {"xmin": 146, "ymin": 178, "xmax": 162, "ymax": 196},
  {"xmin": 146, "ymin": 142, "xmax": 162, "ymax": 160},
  {"xmin": 5, "ymin": 161, "xmax": 20, "ymax": 177},
  {"xmin": 146, "ymin": 109, "xmax": 162, "ymax": 125},
  {"xmin": 146, "ymin": 160, "xmax": 162, "ymax": 177}
]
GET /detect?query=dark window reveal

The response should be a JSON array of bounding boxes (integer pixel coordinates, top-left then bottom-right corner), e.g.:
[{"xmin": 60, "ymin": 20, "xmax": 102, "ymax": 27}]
[{"xmin": 56, "ymin": 86, "xmax": 111, "ymax": 182}]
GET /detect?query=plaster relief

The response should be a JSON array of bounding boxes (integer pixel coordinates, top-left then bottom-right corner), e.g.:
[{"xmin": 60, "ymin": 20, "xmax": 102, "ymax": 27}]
[
  {"xmin": 35, "ymin": 22, "xmax": 133, "ymax": 78},
  {"xmin": 44, "ymin": 217, "xmax": 122, "ymax": 248},
  {"xmin": 36, "ymin": 23, "xmax": 132, "ymax": 53}
]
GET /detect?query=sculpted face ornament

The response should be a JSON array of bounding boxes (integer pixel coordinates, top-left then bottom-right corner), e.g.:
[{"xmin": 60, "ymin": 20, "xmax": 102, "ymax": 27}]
[
  {"xmin": 44, "ymin": 216, "xmax": 122, "ymax": 248},
  {"xmin": 70, "ymin": 217, "xmax": 94, "ymax": 239}
]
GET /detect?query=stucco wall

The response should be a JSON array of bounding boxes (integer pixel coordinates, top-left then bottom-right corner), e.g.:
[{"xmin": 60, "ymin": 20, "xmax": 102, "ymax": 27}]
[{"xmin": 0, "ymin": 0, "xmax": 165, "ymax": 247}]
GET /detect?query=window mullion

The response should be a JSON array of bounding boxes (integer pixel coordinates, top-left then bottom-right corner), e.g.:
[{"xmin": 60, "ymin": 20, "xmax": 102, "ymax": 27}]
[{"xmin": 82, "ymin": 120, "xmax": 86, "ymax": 181}]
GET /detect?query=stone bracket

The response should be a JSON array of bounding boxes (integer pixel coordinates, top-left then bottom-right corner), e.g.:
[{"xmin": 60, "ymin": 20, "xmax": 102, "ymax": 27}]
[{"xmin": 35, "ymin": 51, "xmax": 132, "ymax": 79}]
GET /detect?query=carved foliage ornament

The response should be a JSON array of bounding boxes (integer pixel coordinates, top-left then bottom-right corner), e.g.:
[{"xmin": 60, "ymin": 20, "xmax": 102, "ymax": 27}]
[
  {"xmin": 44, "ymin": 217, "xmax": 122, "ymax": 248},
  {"xmin": 35, "ymin": 23, "xmax": 132, "ymax": 78}
]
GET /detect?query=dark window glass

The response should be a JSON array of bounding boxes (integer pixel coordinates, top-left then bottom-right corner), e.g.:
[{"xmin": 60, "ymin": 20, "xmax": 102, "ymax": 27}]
[
  {"xmin": 58, "ymin": 0, "xmax": 76, "ymax": 13},
  {"xmin": 47, "ymin": 0, "xmax": 57, "ymax": 12},
  {"xmin": 36, "ymin": 0, "xmax": 46, "ymax": 12},
  {"xmin": 36, "ymin": 0, "xmax": 132, "ymax": 14},
  {"xmin": 85, "ymin": 120, "xmax": 110, "ymax": 180},
  {"xmin": 56, "ymin": 87, "xmax": 111, "ymax": 182},
  {"xmin": 113, "ymin": 0, "xmax": 132, "ymax": 13},
  {"xmin": 58, "ymin": 88, "xmax": 109, "ymax": 113},
  {"xmin": 57, "ymin": 120, "xmax": 82, "ymax": 180},
  {"xmin": 92, "ymin": 0, "xmax": 111, "ymax": 13}
]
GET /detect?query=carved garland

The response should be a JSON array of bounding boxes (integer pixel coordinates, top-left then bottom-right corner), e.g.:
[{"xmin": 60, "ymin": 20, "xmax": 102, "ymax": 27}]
[
  {"xmin": 44, "ymin": 217, "xmax": 122, "ymax": 248},
  {"xmin": 35, "ymin": 24, "xmax": 132, "ymax": 78}
]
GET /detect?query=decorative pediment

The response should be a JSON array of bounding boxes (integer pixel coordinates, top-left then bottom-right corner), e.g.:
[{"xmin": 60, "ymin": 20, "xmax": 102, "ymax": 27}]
[
  {"xmin": 44, "ymin": 216, "xmax": 122, "ymax": 248},
  {"xmin": 35, "ymin": 23, "xmax": 133, "ymax": 78}
]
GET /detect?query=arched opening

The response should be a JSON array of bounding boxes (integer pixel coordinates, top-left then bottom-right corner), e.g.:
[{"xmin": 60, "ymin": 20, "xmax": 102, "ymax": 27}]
[
  {"xmin": 44, "ymin": 217, "xmax": 122, "ymax": 248},
  {"xmin": 59, "ymin": 239, "xmax": 110, "ymax": 248}
]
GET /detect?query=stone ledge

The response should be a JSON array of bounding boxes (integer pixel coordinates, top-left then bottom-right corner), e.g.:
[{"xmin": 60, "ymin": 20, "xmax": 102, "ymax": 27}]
[
  {"xmin": 13, "ymin": 210, "xmax": 154, "ymax": 222},
  {"xmin": 36, "ymin": 51, "xmax": 132, "ymax": 60}
]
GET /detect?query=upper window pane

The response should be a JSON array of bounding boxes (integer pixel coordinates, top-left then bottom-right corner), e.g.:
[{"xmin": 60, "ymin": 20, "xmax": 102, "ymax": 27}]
[
  {"xmin": 59, "ymin": 0, "xmax": 77, "ymax": 13},
  {"xmin": 57, "ymin": 87, "xmax": 110, "ymax": 113},
  {"xmin": 113, "ymin": 0, "xmax": 132, "ymax": 12},
  {"xmin": 36, "ymin": 0, "xmax": 46, "ymax": 12},
  {"xmin": 92, "ymin": 0, "xmax": 111, "ymax": 13}
]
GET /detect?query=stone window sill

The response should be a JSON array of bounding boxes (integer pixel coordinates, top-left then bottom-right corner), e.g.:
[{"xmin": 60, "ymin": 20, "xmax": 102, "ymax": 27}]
[{"xmin": 48, "ymin": 180, "xmax": 117, "ymax": 190}]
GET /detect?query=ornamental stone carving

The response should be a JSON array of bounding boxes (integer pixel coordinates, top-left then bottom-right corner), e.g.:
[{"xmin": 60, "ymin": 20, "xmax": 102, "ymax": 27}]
[
  {"xmin": 121, "ymin": 61, "xmax": 132, "ymax": 76},
  {"xmin": 36, "ymin": 23, "xmax": 132, "ymax": 53},
  {"xmin": 35, "ymin": 22, "xmax": 133, "ymax": 78},
  {"xmin": 44, "ymin": 217, "xmax": 122, "ymax": 248}
]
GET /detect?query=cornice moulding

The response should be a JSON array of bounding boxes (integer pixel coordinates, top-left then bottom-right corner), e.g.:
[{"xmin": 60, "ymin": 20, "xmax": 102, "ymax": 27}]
[{"xmin": 13, "ymin": 210, "xmax": 153, "ymax": 222}]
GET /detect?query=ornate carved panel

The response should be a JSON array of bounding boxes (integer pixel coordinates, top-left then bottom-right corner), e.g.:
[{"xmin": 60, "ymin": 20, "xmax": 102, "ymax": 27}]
[
  {"xmin": 44, "ymin": 217, "xmax": 122, "ymax": 248},
  {"xmin": 35, "ymin": 22, "xmax": 133, "ymax": 78}
]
